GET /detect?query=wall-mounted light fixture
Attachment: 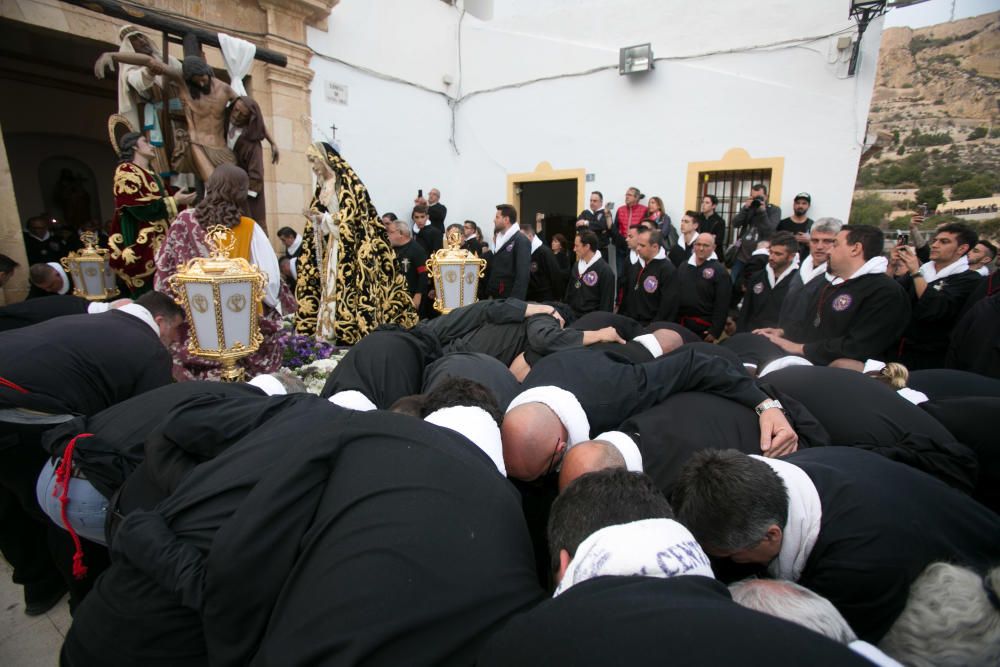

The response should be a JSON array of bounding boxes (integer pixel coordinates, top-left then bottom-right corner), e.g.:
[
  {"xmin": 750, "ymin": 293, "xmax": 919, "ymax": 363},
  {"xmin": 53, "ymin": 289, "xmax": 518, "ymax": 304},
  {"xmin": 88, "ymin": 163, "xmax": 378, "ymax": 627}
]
[{"xmin": 619, "ymin": 43, "xmax": 654, "ymax": 75}]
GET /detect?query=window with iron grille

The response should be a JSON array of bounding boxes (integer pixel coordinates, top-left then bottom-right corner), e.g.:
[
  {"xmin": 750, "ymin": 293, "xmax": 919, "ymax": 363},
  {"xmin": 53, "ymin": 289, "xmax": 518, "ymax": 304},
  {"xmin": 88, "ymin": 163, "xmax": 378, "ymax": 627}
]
[{"xmin": 700, "ymin": 169, "xmax": 772, "ymax": 245}]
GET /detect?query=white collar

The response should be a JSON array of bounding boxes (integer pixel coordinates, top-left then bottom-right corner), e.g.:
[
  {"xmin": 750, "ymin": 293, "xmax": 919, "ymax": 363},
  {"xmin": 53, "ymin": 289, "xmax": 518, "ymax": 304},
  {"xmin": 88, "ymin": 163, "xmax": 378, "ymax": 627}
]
[
  {"xmin": 679, "ymin": 231, "xmax": 697, "ymax": 250},
  {"xmin": 46, "ymin": 262, "xmax": 71, "ymax": 295},
  {"xmin": 593, "ymin": 431, "xmax": 643, "ymax": 472},
  {"xmin": 629, "ymin": 249, "xmax": 639, "ymax": 265},
  {"xmin": 766, "ymin": 257, "xmax": 799, "ymax": 288},
  {"xmin": 752, "ymin": 246, "xmax": 771, "ymax": 257},
  {"xmin": 799, "ymin": 255, "xmax": 827, "ymax": 283},
  {"xmin": 507, "ymin": 385, "xmax": 590, "ymax": 449},
  {"xmin": 635, "ymin": 248, "xmax": 667, "ymax": 267},
  {"xmin": 494, "ymin": 225, "xmax": 519, "ymax": 251},
  {"xmin": 577, "ymin": 250, "xmax": 602, "ymax": 275},
  {"xmin": 425, "ymin": 406, "xmax": 505, "ymax": 477},
  {"xmin": 328, "ymin": 390, "xmax": 377, "ymax": 411},
  {"xmin": 897, "ymin": 387, "xmax": 929, "ymax": 405},
  {"xmin": 918, "ymin": 255, "xmax": 969, "ymax": 283},
  {"xmin": 117, "ymin": 303, "xmax": 159, "ymax": 336},
  {"xmin": 29, "ymin": 231, "xmax": 51, "ymax": 242},
  {"xmin": 287, "ymin": 234, "xmax": 303, "ymax": 255},
  {"xmin": 758, "ymin": 355, "xmax": 813, "ymax": 377},
  {"xmin": 247, "ymin": 374, "xmax": 287, "ymax": 396},
  {"xmin": 976, "ymin": 265, "xmax": 990, "ymax": 276},
  {"xmin": 751, "ymin": 455, "xmax": 822, "ymax": 581},
  {"xmin": 828, "ymin": 256, "xmax": 888, "ymax": 286},
  {"xmin": 554, "ymin": 519, "xmax": 714, "ymax": 597},
  {"xmin": 529, "ymin": 235, "xmax": 542, "ymax": 253},
  {"xmin": 687, "ymin": 251, "xmax": 718, "ymax": 267}
]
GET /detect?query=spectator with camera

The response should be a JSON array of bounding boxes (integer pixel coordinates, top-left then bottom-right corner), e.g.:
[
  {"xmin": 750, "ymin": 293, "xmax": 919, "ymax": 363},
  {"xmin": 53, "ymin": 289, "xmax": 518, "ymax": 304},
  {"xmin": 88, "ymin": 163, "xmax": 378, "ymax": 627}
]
[
  {"xmin": 889, "ymin": 222, "xmax": 982, "ymax": 370},
  {"xmin": 730, "ymin": 184, "xmax": 781, "ymax": 283}
]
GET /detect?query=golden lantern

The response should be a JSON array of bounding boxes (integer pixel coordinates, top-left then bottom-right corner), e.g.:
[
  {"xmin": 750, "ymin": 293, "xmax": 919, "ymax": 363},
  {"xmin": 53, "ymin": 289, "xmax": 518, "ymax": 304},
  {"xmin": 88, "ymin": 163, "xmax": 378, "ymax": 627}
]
[
  {"xmin": 425, "ymin": 228, "xmax": 488, "ymax": 314},
  {"xmin": 167, "ymin": 226, "xmax": 267, "ymax": 382},
  {"xmin": 60, "ymin": 232, "xmax": 120, "ymax": 301}
]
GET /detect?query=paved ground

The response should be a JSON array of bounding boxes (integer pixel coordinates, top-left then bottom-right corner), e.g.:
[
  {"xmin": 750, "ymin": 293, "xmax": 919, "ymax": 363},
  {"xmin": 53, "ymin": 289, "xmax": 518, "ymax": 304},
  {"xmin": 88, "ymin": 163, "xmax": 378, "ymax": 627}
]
[{"xmin": 0, "ymin": 560, "xmax": 67, "ymax": 666}]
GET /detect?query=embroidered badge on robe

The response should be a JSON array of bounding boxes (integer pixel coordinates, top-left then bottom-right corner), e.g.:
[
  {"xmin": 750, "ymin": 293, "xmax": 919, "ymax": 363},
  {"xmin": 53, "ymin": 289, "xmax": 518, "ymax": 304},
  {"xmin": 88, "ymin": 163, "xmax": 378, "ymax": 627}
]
[{"xmin": 582, "ymin": 270, "xmax": 599, "ymax": 287}]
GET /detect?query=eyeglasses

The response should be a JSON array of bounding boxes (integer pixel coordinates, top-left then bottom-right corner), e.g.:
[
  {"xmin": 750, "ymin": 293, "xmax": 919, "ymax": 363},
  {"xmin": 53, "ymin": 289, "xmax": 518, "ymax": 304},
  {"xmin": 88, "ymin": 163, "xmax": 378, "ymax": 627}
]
[{"xmin": 544, "ymin": 437, "xmax": 565, "ymax": 478}]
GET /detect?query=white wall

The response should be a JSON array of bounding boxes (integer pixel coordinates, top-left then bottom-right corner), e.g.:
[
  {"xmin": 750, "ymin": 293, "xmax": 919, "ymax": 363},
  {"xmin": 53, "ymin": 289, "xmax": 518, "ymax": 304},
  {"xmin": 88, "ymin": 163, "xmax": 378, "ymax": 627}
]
[{"xmin": 307, "ymin": 0, "xmax": 883, "ymax": 236}]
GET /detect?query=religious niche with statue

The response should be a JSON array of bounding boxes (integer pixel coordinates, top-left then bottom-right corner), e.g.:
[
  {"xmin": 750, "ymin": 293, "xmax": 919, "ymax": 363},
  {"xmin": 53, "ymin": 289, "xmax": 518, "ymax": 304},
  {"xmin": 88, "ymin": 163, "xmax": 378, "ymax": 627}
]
[{"xmin": 426, "ymin": 228, "xmax": 488, "ymax": 313}]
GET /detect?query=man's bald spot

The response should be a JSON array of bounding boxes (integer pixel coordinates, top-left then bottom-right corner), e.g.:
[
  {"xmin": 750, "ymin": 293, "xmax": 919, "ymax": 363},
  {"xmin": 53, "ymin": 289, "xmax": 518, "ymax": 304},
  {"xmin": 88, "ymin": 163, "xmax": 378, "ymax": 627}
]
[
  {"xmin": 650, "ymin": 329, "xmax": 683, "ymax": 356},
  {"xmin": 501, "ymin": 402, "xmax": 565, "ymax": 481},
  {"xmin": 558, "ymin": 441, "xmax": 626, "ymax": 492},
  {"xmin": 696, "ymin": 232, "xmax": 715, "ymax": 246}
]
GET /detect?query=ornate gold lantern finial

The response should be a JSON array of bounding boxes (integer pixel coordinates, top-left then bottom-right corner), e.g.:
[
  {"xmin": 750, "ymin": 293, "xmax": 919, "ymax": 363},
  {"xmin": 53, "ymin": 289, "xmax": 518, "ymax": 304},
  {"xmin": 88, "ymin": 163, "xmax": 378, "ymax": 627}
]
[
  {"xmin": 167, "ymin": 225, "xmax": 267, "ymax": 382},
  {"xmin": 60, "ymin": 232, "xmax": 120, "ymax": 301},
  {"xmin": 425, "ymin": 228, "xmax": 487, "ymax": 314}
]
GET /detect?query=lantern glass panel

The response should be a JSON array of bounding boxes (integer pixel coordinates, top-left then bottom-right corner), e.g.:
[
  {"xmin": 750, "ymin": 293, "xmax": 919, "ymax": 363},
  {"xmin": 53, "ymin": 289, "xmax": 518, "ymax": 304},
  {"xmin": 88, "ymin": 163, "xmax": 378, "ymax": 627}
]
[
  {"xmin": 219, "ymin": 280, "xmax": 254, "ymax": 349},
  {"xmin": 185, "ymin": 282, "xmax": 219, "ymax": 350},
  {"xmin": 79, "ymin": 260, "xmax": 104, "ymax": 297}
]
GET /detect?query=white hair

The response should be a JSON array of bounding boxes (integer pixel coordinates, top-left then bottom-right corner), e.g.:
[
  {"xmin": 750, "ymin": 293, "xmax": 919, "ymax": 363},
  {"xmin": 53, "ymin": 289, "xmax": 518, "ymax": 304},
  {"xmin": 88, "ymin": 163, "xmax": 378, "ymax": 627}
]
[
  {"xmin": 812, "ymin": 217, "xmax": 843, "ymax": 236},
  {"xmin": 389, "ymin": 219, "xmax": 412, "ymax": 237},
  {"xmin": 729, "ymin": 579, "xmax": 857, "ymax": 644},
  {"xmin": 879, "ymin": 563, "xmax": 1000, "ymax": 667}
]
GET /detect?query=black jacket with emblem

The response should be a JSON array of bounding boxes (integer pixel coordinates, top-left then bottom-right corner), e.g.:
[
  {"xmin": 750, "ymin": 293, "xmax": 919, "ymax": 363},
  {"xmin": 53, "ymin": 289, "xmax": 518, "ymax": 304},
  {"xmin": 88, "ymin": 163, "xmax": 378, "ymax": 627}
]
[{"xmin": 564, "ymin": 255, "xmax": 615, "ymax": 318}]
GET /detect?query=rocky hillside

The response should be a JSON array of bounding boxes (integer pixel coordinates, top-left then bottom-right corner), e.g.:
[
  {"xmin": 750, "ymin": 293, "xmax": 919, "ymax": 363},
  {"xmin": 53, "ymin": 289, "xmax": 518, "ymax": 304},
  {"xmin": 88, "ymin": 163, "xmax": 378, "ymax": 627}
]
[{"xmin": 856, "ymin": 11, "xmax": 999, "ymax": 194}]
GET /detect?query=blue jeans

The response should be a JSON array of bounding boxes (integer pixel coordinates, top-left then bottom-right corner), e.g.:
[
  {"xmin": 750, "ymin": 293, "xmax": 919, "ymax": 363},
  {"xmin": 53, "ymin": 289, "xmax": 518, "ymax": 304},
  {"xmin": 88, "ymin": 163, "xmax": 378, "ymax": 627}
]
[{"xmin": 35, "ymin": 458, "xmax": 109, "ymax": 546}]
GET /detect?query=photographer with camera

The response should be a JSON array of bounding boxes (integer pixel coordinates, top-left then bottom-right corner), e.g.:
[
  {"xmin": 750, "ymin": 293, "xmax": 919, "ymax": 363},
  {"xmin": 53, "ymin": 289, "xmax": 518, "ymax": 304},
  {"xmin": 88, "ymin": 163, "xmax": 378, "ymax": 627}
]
[
  {"xmin": 889, "ymin": 222, "xmax": 981, "ymax": 370},
  {"xmin": 729, "ymin": 184, "xmax": 781, "ymax": 284}
]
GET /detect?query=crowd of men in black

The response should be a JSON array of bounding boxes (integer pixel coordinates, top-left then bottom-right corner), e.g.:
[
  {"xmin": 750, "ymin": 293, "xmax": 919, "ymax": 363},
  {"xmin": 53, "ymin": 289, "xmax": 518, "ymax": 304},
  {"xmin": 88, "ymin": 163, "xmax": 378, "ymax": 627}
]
[{"xmin": 1, "ymin": 182, "xmax": 998, "ymax": 666}]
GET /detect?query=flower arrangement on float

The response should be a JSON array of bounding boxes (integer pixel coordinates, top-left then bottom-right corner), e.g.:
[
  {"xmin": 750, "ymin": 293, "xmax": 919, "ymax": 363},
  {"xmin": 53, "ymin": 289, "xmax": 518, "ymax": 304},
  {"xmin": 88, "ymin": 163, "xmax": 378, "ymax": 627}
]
[{"xmin": 275, "ymin": 316, "xmax": 347, "ymax": 394}]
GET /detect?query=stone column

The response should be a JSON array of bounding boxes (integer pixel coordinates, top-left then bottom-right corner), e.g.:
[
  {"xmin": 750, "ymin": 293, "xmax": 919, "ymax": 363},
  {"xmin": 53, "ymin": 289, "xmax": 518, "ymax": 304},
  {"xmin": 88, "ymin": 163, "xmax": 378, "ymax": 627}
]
[{"xmin": 0, "ymin": 123, "xmax": 29, "ymax": 305}]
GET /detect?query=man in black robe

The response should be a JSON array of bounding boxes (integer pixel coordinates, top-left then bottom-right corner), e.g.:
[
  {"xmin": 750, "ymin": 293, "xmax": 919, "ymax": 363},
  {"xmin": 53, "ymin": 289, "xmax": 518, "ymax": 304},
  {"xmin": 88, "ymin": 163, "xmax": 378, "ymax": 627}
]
[
  {"xmin": 620, "ymin": 228, "xmax": 678, "ymax": 326},
  {"xmin": 889, "ymin": 222, "xmax": 982, "ymax": 369},
  {"xmin": 559, "ymin": 389, "xmax": 830, "ymax": 497},
  {"xmin": 676, "ymin": 232, "xmax": 730, "ymax": 341},
  {"xmin": 478, "ymin": 468, "xmax": 867, "ymax": 667},
  {"xmin": 61, "ymin": 392, "xmax": 323, "ymax": 667},
  {"xmin": 385, "ymin": 218, "xmax": 429, "ymax": 314},
  {"xmin": 672, "ymin": 447, "xmax": 1000, "ymax": 643},
  {"xmin": 565, "ymin": 230, "xmax": 615, "ymax": 317},
  {"xmin": 427, "ymin": 187, "xmax": 447, "ymax": 231},
  {"xmin": 486, "ymin": 204, "xmax": 531, "ymax": 300},
  {"xmin": 412, "ymin": 204, "xmax": 443, "ymax": 257},
  {"xmin": 320, "ymin": 300, "xmax": 612, "ymax": 408},
  {"xmin": 736, "ymin": 231, "xmax": 798, "ymax": 332},
  {"xmin": 749, "ymin": 225, "xmax": 911, "ymax": 365},
  {"xmin": 520, "ymin": 223, "xmax": 563, "ymax": 302},
  {"xmin": 423, "ymin": 352, "xmax": 521, "ymax": 410},
  {"xmin": 0, "ymin": 291, "xmax": 181, "ymax": 610},
  {"xmin": 947, "ymin": 290, "xmax": 1000, "ymax": 378},
  {"xmin": 67, "ymin": 394, "xmax": 545, "ymax": 666},
  {"xmin": 0, "ymin": 294, "xmax": 97, "ymax": 332},
  {"xmin": 763, "ymin": 365, "xmax": 976, "ymax": 492},
  {"xmin": 502, "ymin": 345, "xmax": 797, "ymax": 481}
]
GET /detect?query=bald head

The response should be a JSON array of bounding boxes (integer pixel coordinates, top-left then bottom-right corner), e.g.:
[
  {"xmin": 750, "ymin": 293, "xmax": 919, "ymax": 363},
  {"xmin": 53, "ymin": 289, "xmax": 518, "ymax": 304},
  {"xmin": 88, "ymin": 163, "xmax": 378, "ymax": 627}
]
[
  {"xmin": 650, "ymin": 329, "xmax": 683, "ymax": 356},
  {"xmin": 558, "ymin": 441, "xmax": 626, "ymax": 492},
  {"xmin": 501, "ymin": 403, "xmax": 567, "ymax": 481},
  {"xmin": 692, "ymin": 232, "xmax": 716, "ymax": 262}
]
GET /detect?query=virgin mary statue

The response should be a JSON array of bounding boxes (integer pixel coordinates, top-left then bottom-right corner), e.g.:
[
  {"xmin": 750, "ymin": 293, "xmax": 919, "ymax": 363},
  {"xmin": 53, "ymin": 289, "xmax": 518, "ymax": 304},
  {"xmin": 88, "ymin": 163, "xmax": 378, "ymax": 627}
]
[{"xmin": 295, "ymin": 142, "xmax": 417, "ymax": 342}]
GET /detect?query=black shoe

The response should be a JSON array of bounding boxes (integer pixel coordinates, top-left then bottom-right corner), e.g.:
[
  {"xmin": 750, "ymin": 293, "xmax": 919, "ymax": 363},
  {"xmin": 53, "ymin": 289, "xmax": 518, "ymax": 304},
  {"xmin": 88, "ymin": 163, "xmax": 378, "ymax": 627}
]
[{"xmin": 24, "ymin": 580, "xmax": 68, "ymax": 616}]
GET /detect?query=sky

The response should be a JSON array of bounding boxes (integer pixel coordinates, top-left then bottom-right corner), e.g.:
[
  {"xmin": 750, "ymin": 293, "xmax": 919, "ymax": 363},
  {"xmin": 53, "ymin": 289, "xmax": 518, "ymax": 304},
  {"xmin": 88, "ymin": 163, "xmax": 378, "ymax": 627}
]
[{"xmin": 883, "ymin": 0, "xmax": 1000, "ymax": 28}]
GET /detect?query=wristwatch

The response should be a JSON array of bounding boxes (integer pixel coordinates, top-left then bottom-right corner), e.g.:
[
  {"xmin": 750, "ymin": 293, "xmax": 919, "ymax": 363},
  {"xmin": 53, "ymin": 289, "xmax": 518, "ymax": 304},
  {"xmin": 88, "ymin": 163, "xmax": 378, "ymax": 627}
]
[{"xmin": 755, "ymin": 399, "xmax": 784, "ymax": 416}]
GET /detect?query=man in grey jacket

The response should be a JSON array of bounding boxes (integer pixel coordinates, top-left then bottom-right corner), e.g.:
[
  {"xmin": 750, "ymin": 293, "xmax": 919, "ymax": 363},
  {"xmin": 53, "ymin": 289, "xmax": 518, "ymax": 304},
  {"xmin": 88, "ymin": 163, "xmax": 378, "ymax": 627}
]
[{"xmin": 731, "ymin": 183, "xmax": 781, "ymax": 283}]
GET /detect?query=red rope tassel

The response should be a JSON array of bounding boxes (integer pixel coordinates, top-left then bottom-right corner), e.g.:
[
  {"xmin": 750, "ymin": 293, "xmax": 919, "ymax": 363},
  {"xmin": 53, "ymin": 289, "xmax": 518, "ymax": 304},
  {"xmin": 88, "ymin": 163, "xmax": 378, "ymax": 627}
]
[
  {"xmin": 52, "ymin": 433, "xmax": 94, "ymax": 580},
  {"xmin": 0, "ymin": 376, "xmax": 29, "ymax": 393}
]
